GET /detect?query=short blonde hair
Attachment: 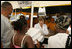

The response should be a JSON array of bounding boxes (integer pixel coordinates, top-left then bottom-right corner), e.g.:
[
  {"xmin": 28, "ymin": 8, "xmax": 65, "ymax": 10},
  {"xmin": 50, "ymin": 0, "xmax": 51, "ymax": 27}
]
[{"xmin": 38, "ymin": 16, "xmax": 45, "ymax": 21}]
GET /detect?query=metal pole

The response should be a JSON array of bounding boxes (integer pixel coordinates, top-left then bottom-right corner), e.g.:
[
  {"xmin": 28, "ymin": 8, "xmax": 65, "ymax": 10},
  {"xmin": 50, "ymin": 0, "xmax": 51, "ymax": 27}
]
[{"xmin": 30, "ymin": 1, "xmax": 34, "ymax": 28}]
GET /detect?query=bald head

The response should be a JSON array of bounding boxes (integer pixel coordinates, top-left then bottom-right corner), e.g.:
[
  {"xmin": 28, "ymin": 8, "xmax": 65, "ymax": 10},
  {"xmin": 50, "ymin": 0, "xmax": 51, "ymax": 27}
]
[{"xmin": 1, "ymin": 2, "xmax": 13, "ymax": 19}]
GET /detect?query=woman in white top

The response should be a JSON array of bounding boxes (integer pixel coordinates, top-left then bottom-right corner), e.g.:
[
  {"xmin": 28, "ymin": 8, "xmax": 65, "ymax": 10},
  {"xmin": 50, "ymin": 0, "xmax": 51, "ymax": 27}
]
[{"xmin": 34, "ymin": 17, "xmax": 49, "ymax": 35}]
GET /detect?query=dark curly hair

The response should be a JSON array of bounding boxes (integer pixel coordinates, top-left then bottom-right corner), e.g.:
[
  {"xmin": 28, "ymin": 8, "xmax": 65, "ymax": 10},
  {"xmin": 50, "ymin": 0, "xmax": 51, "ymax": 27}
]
[
  {"xmin": 13, "ymin": 18, "xmax": 27, "ymax": 31},
  {"xmin": 20, "ymin": 15, "xmax": 25, "ymax": 19}
]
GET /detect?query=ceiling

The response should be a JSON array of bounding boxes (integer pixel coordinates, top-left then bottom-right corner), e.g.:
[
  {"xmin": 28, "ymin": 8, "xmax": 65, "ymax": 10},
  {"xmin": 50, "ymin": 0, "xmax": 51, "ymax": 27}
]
[{"xmin": 1, "ymin": 1, "xmax": 71, "ymax": 9}]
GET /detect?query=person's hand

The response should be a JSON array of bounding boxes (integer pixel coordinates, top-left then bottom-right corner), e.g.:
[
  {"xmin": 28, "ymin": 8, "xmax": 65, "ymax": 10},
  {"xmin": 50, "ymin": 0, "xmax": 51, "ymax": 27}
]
[
  {"xmin": 36, "ymin": 40, "xmax": 40, "ymax": 48},
  {"xmin": 41, "ymin": 45, "xmax": 44, "ymax": 48}
]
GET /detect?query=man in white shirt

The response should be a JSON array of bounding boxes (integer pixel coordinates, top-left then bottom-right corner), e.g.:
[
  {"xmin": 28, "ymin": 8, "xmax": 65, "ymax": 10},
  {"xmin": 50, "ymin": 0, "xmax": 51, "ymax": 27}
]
[
  {"xmin": 1, "ymin": 2, "xmax": 14, "ymax": 48},
  {"xmin": 34, "ymin": 17, "xmax": 49, "ymax": 35}
]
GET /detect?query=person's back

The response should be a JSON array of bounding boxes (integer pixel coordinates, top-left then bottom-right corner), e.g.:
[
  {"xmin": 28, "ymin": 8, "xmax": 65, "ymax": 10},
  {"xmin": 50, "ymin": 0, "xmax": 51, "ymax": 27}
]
[
  {"xmin": 11, "ymin": 33, "xmax": 34, "ymax": 48},
  {"xmin": 48, "ymin": 19, "xmax": 71, "ymax": 48},
  {"xmin": 48, "ymin": 33, "xmax": 68, "ymax": 48},
  {"xmin": 10, "ymin": 18, "xmax": 34, "ymax": 48}
]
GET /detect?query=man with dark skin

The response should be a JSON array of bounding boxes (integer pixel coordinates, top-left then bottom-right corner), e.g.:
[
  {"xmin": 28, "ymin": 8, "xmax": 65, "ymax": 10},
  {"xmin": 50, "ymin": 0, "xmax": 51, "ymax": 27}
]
[
  {"xmin": 1, "ymin": 2, "xmax": 14, "ymax": 48},
  {"xmin": 47, "ymin": 18, "xmax": 57, "ymax": 37},
  {"xmin": 1, "ymin": 2, "xmax": 13, "ymax": 19}
]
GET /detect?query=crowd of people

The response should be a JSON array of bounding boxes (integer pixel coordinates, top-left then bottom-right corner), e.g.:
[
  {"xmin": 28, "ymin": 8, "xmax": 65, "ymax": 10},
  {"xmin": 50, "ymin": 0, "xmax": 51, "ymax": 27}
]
[{"xmin": 1, "ymin": 2, "xmax": 71, "ymax": 48}]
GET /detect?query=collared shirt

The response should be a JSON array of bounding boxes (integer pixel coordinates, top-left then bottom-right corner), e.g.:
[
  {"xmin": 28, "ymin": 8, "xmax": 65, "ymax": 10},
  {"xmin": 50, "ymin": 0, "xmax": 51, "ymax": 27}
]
[
  {"xmin": 34, "ymin": 23, "xmax": 49, "ymax": 35},
  {"xmin": 1, "ymin": 14, "xmax": 14, "ymax": 48}
]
